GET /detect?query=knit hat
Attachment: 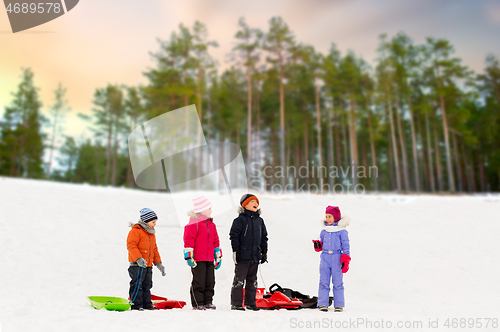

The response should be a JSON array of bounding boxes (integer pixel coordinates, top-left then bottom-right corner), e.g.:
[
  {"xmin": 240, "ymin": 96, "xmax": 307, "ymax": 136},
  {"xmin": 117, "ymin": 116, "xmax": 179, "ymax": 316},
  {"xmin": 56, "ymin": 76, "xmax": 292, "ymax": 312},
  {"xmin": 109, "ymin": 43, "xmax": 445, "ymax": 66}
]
[
  {"xmin": 240, "ymin": 193, "xmax": 259, "ymax": 208},
  {"xmin": 140, "ymin": 208, "xmax": 158, "ymax": 223},
  {"xmin": 193, "ymin": 195, "xmax": 212, "ymax": 213},
  {"xmin": 325, "ymin": 206, "xmax": 341, "ymax": 222}
]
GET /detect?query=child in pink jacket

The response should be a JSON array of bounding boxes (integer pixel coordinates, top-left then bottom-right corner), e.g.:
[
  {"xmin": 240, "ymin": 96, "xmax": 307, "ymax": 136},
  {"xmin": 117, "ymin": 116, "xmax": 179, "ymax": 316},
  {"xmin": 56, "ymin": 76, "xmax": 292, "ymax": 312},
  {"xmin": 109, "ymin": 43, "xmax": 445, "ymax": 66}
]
[{"xmin": 183, "ymin": 195, "xmax": 222, "ymax": 310}]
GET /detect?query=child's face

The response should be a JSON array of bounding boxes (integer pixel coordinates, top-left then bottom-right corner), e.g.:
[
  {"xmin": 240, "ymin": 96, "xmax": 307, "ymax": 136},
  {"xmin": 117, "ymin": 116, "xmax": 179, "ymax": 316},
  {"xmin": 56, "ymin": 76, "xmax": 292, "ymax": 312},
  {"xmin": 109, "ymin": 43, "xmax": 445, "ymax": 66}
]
[
  {"xmin": 147, "ymin": 219, "xmax": 157, "ymax": 229},
  {"xmin": 246, "ymin": 199, "xmax": 259, "ymax": 212},
  {"xmin": 199, "ymin": 208, "xmax": 212, "ymax": 217},
  {"xmin": 325, "ymin": 214, "xmax": 335, "ymax": 225}
]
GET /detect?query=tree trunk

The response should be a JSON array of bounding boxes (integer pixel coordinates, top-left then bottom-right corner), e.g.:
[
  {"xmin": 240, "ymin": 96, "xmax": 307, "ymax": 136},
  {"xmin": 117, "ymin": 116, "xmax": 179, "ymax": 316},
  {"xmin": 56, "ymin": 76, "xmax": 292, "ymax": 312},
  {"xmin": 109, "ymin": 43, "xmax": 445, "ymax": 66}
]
[
  {"xmin": 386, "ymin": 85, "xmax": 401, "ymax": 191},
  {"xmin": 415, "ymin": 111, "xmax": 426, "ymax": 191},
  {"xmin": 333, "ymin": 100, "xmax": 342, "ymax": 183},
  {"xmin": 394, "ymin": 92, "xmax": 409, "ymax": 191},
  {"xmin": 105, "ymin": 118, "xmax": 112, "ymax": 186},
  {"xmin": 315, "ymin": 81, "xmax": 324, "ymax": 189},
  {"xmin": 246, "ymin": 58, "xmax": 253, "ymax": 173},
  {"xmin": 278, "ymin": 49, "xmax": 286, "ymax": 189},
  {"xmin": 425, "ymin": 113, "xmax": 436, "ymax": 192},
  {"xmin": 112, "ymin": 105, "xmax": 122, "ymax": 186},
  {"xmin": 46, "ymin": 110, "xmax": 60, "ymax": 179},
  {"xmin": 451, "ymin": 131, "xmax": 463, "ymax": 192},
  {"xmin": 406, "ymin": 96, "xmax": 420, "ymax": 192},
  {"xmin": 387, "ymin": 128, "xmax": 395, "ymax": 191},
  {"xmin": 10, "ymin": 136, "xmax": 18, "ymax": 177},
  {"xmin": 435, "ymin": 66, "xmax": 455, "ymax": 192},
  {"xmin": 433, "ymin": 120, "xmax": 444, "ymax": 192},
  {"xmin": 271, "ymin": 130, "xmax": 277, "ymax": 189},
  {"xmin": 16, "ymin": 110, "xmax": 27, "ymax": 177},
  {"xmin": 478, "ymin": 152, "xmax": 486, "ymax": 192},
  {"xmin": 95, "ymin": 143, "xmax": 100, "ymax": 185},
  {"xmin": 326, "ymin": 103, "xmax": 335, "ymax": 188},
  {"xmin": 339, "ymin": 98, "xmax": 349, "ymax": 180},
  {"xmin": 460, "ymin": 138, "xmax": 471, "ymax": 192},
  {"xmin": 304, "ymin": 122, "xmax": 310, "ymax": 189},
  {"xmin": 366, "ymin": 103, "xmax": 378, "ymax": 191},
  {"xmin": 348, "ymin": 96, "xmax": 358, "ymax": 186}
]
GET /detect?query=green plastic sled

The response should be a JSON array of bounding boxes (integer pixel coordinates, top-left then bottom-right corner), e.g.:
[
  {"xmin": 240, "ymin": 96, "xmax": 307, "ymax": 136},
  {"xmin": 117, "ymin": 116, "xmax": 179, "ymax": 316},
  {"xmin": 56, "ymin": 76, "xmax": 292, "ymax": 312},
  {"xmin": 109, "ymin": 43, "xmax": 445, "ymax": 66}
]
[{"xmin": 87, "ymin": 296, "xmax": 131, "ymax": 311}]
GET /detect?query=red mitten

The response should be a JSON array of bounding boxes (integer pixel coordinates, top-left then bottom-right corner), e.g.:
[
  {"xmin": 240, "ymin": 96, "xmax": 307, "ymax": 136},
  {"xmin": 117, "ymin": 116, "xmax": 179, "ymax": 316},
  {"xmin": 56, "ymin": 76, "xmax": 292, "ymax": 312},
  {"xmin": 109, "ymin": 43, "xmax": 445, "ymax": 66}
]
[
  {"xmin": 341, "ymin": 254, "xmax": 351, "ymax": 273},
  {"xmin": 312, "ymin": 240, "xmax": 323, "ymax": 252}
]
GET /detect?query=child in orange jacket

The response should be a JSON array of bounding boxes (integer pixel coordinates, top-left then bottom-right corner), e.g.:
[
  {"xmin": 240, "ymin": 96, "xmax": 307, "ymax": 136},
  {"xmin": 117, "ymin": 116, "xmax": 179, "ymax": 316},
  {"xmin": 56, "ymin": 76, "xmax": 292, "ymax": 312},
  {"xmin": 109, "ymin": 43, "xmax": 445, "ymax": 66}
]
[{"xmin": 127, "ymin": 208, "xmax": 166, "ymax": 310}]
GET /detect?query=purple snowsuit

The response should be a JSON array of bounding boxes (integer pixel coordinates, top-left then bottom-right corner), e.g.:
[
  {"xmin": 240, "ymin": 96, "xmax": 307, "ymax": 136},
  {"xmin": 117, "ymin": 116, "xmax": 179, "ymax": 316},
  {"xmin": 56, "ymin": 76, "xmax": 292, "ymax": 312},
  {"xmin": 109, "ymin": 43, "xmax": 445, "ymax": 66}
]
[{"xmin": 317, "ymin": 219, "xmax": 350, "ymax": 308}]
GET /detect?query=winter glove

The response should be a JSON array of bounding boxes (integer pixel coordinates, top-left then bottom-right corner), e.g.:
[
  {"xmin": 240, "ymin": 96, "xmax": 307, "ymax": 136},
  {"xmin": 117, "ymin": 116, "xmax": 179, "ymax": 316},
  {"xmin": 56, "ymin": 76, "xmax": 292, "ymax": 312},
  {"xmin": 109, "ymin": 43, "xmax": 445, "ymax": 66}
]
[
  {"xmin": 260, "ymin": 249, "xmax": 268, "ymax": 264},
  {"xmin": 156, "ymin": 262, "xmax": 166, "ymax": 276},
  {"xmin": 136, "ymin": 257, "xmax": 147, "ymax": 268},
  {"xmin": 183, "ymin": 248, "xmax": 197, "ymax": 268},
  {"xmin": 214, "ymin": 247, "xmax": 222, "ymax": 270},
  {"xmin": 312, "ymin": 240, "xmax": 323, "ymax": 252},
  {"xmin": 232, "ymin": 248, "xmax": 240, "ymax": 264},
  {"xmin": 341, "ymin": 254, "xmax": 351, "ymax": 273}
]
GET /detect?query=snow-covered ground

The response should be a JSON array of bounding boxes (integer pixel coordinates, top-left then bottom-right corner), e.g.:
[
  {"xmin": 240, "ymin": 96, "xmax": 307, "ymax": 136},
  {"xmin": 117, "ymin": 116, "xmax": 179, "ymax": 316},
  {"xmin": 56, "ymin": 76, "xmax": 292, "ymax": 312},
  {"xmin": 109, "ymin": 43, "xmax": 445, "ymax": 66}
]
[{"xmin": 1, "ymin": 177, "xmax": 500, "ymax": 332}]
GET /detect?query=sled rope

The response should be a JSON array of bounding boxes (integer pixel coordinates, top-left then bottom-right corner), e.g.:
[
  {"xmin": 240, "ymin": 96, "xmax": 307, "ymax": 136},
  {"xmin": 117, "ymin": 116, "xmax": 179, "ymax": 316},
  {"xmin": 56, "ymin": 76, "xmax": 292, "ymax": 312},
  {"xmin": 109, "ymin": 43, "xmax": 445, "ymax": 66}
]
[
  {"xmin": 259, "ymin": 265, "xmax": 267, "ymax": 291},
  {"xmin": 129, "ymin": 266, "xmax": 144, "ymax": 304}
]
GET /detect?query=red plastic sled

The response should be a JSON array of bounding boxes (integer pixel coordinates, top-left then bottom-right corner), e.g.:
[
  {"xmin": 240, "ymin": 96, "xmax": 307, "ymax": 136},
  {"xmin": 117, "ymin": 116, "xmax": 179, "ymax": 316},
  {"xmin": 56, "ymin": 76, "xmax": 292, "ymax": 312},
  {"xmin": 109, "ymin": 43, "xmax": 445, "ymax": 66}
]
[
  {"xmin": 243, "ymin": 287, "xmax": 303, "ymax": 310},
  {"xmin": 151, "ymin": 295, "xmax": 186, "ymax": 309},
  {"xmin": 128, "ymin": 295, "xmax": 186, "ymax": 309}
]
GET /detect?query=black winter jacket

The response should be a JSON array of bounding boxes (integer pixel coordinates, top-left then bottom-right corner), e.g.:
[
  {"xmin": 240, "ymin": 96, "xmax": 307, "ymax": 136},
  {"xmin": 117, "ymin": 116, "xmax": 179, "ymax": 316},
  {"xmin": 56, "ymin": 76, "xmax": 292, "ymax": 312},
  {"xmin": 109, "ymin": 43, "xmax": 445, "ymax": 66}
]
[{"xmin": 229, "ymin": 208, "xmax": 268, "ymax": 263}]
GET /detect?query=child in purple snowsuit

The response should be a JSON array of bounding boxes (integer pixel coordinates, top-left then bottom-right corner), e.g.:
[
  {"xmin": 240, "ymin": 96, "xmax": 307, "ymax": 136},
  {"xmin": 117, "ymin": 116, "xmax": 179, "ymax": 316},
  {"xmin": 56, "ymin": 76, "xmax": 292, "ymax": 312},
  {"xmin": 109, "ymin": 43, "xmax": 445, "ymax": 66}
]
[{"xmin": 312, "ymin": 206, "xmax": 351, "ymax": 312}]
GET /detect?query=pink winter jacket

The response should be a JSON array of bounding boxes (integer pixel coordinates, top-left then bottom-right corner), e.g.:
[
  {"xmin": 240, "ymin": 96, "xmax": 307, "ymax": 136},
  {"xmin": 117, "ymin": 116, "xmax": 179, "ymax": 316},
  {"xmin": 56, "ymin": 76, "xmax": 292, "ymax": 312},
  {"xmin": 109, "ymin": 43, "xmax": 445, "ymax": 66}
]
[{"xmin": 183, "ymin": 211, "xmax": 220, "ymax": 262}]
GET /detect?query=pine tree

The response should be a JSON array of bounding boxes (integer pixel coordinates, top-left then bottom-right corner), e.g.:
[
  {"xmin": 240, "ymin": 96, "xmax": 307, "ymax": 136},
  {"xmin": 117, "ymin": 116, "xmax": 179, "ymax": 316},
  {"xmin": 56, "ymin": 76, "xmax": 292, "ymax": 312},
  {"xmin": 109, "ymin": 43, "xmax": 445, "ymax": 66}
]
[
  {"xmin": 264, "ymin": 17, "xmax": 295, "ymax": 188},
  {"xmin": 46, "ymin": 83, "xmax": 70, "ymax": 179},
  {"xmin": 0, "ymin": 68, "xmax": 46, "ymax": 178}
]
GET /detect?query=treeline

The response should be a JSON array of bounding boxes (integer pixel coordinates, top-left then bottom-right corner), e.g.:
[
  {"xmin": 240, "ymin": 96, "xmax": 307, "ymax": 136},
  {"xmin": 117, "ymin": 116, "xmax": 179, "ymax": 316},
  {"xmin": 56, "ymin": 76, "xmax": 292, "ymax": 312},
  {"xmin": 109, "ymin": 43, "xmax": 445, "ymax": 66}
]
[{"xmin": 1, "ymin": 17, "xmax": 499, "ymax": 193}]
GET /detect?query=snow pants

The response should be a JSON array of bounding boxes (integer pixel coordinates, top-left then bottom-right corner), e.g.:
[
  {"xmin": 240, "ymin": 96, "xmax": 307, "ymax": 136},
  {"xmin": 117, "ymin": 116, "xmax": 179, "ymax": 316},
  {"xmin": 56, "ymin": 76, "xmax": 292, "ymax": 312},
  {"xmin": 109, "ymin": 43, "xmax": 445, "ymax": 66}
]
[
  {"xmin": 231, "ymin": 262, "xmax": 259, "ymax": 306},
  {"xmin": 318, "ymin": 252, "xmax": 344, "ymax": 307},
  {"xmin": 190, "ymin": 261, "xmax": 215, "ymax": 307},
  {"xmin": 128, "ymin": 265, "xmax": 153, "ymax": 310}
]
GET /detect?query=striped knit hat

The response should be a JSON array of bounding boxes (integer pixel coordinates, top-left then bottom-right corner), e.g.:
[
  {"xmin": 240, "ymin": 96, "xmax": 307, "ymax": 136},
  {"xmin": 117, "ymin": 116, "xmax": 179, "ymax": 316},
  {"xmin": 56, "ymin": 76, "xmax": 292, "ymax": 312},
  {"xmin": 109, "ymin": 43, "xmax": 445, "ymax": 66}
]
[
  {"xmin": 240, "ymin": 193, "xmax": 259, "ymax": 208},
  {"xmin": 140, "ymin": 208, "xmax": 158, "ymax": 223},
  {"xmin": 193, "ymin": 195, "xmax": 212, "ymax": 213}
]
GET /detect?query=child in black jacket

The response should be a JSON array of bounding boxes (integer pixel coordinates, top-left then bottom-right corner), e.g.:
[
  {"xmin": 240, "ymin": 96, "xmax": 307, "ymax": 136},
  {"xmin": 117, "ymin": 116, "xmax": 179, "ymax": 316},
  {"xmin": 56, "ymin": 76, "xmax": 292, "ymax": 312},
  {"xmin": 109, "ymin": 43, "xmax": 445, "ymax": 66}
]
[{"xmin": 229, "ymin": 194, "xmax": 268, "ymax": 311}]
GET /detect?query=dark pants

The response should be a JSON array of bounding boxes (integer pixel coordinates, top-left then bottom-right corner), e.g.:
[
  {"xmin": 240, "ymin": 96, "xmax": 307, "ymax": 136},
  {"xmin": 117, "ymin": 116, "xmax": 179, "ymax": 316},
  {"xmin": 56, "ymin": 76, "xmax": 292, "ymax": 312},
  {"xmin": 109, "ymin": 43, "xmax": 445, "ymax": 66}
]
[
  {"xmin": 128, "ymin": 265, "xmax": 153, "ymax": 309},
  {"xmin": 190, "ymin": 261, "xmax": 215, "ymax": 307},
  {"xmin": 231, "ymin": 262, "xmax": 259, "ymax": 306}
]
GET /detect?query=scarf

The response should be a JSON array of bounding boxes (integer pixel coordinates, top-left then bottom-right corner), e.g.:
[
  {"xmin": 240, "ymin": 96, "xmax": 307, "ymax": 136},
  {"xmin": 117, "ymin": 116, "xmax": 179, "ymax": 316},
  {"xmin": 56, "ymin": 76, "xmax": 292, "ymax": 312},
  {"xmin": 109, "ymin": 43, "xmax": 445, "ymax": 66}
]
[{"xmin": 138, "ymin": 220, "xmax": 156, "ymax": 234}]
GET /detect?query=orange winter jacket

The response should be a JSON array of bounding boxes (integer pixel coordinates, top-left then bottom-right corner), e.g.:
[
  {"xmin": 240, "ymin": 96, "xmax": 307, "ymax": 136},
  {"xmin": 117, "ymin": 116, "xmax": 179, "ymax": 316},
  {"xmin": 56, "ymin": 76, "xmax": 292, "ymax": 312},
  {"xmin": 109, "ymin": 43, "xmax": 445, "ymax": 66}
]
[{"xmin": 127, "ymin": 224, "xmax": 162, "ymax": 267}]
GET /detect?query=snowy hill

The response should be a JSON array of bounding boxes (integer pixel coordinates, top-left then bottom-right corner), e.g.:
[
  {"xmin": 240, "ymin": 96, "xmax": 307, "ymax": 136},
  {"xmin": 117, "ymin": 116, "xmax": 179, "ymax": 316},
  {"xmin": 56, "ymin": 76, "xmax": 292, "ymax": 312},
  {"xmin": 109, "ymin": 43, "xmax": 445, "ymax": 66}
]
[{"xmin": 1, "ymin": 177, "xmax": 500, "ymax": 332}]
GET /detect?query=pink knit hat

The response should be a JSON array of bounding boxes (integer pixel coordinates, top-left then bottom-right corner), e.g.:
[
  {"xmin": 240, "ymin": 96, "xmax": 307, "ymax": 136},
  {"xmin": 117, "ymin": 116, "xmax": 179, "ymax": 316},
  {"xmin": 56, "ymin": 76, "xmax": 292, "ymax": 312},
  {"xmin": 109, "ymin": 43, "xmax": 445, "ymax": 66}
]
[
  {"xmin": 325, "ymin": 206, "xmax": 341, "ymax": 222},
  {"xmin": 193, "ymin": 195, "xmax": 212, "ymax": 213}
]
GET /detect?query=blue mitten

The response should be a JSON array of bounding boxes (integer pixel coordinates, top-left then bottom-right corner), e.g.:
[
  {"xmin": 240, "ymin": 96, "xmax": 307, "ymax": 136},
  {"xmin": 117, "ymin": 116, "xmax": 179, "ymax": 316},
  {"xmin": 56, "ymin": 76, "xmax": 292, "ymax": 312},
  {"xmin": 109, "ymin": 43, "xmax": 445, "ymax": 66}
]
[
  {"xmin": 214, "ymin": 247, "xmax": 222, "ymax": 270},
  {"xmin": 183, "ymin": 248, "xmax": 197, "ymax": 268}
]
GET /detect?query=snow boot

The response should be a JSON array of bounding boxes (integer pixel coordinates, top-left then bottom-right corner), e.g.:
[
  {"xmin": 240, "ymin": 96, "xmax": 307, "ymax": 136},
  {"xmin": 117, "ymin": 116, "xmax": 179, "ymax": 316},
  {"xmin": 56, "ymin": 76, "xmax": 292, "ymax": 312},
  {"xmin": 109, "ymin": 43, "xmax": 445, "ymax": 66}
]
[
  {"xmin": 319, "ymin": 306, "xmax": 328, "ymax": 312},
  {"xmin": 192, "ymin": 305, "xmax": 206, "ymax": 310},
  {"xmin": 204, "ymin": 303, "xmax": 216, "ymax": 310},
  {"xmin": 144, "ymin": 305, "xmax": 156, "ymax": 310},
  {"xmin": 334, "ymin": 307, "xmax": 343, "ymax": 312},
  {"xmin": 245, "ymin": 305, "xmax": 260, "ymax": 311},
  {"xmin": 231, "ymin": 305, "xmax": 245, "ymax": 311}
]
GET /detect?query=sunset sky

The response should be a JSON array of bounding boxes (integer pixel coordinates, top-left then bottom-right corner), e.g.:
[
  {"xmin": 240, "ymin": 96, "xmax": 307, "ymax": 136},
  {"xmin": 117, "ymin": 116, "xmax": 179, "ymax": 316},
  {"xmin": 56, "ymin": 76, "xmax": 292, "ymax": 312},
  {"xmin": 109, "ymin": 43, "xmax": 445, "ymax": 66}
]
[{"xmin": 1, "ymin": 0, "xmax": 500, "ymax": 140}]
